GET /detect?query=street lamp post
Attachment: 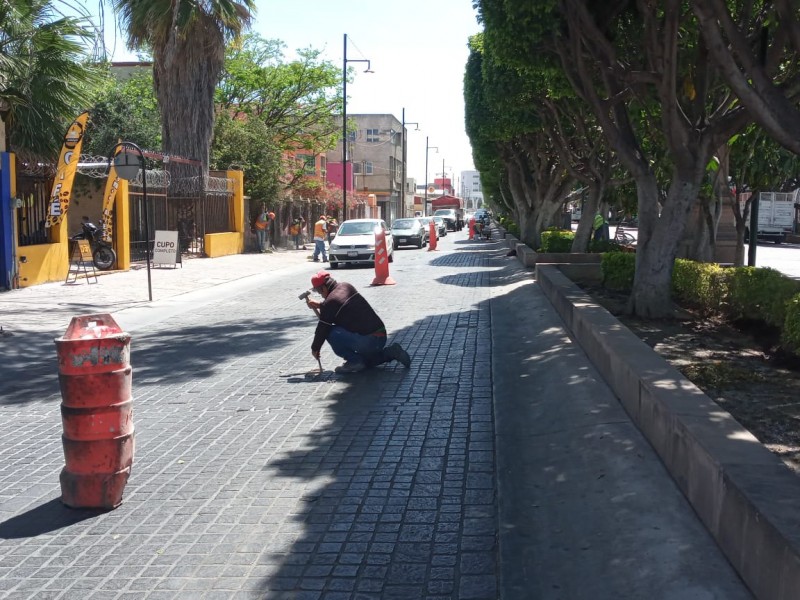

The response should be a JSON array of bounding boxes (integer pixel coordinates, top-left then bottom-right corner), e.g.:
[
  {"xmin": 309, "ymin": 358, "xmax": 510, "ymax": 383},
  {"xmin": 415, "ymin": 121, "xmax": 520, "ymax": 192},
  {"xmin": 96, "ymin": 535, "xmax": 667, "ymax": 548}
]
[
  {"xmin": 400, "ymin": 108, "xmax": 419, "ymax": 219},
  {"xmin": 424, "ymin": 136, "xmax": 438, "ymax": 215},
  {"xmin": 342, "ymin": 33, "xmax": 372, "ymax": 221},
  {"xmin": 111, "ymin": 141, "xmax": 152, "ymax": 301}
]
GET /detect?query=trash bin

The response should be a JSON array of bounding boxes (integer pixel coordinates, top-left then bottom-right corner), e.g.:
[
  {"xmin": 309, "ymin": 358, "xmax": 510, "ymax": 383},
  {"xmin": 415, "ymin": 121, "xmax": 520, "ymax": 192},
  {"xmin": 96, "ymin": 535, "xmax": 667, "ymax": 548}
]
[{"xmin": 54, "ymin": 314, "xmax": 134, "ymax": 509}]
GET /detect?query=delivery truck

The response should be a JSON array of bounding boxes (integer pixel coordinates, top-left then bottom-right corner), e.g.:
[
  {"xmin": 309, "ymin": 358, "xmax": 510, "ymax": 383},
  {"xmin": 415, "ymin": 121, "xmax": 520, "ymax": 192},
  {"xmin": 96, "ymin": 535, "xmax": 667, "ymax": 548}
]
[
  {"xmin": 745, "ymin": 191, "xmax": 797, "ymax": 244},
  {"xmin": 431, "ymin": 195, "xmax": 465, "ymax": 231}
]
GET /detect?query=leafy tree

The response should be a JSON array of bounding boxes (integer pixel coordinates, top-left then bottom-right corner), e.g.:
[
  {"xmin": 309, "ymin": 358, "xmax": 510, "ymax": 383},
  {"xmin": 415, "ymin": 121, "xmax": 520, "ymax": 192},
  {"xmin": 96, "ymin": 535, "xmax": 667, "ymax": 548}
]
[
  {"xmin": 82, "ymin": 68, "xmax": 162, "ymax": 156},
  {"xmin": 217, "ymin": 35, "xmax": 340, "ymax": 149},
  {"xmin": 0, "ymin": 0, "xmax": 102, "ymax": 160},
  {"xmin": 112, "ymin": 0, "xmax": 256, "ymax": 172},
  {"xmin": 210, "ymin": 111, "xmax": 281, "ymax": 209},
  {"xmin": 551, "ymin": 0, "xmax": 751, "ymax": 318},
  {"xmin": 727, "ymin": 126, "xmax": 800, "ymax": 264},
  {"xmin": 693, "ymin": 1, "xmax": 800, "ymax": 156},
  {"xmin": 215, "ymin": 34, "xmax": 341, "ymax": 196}
]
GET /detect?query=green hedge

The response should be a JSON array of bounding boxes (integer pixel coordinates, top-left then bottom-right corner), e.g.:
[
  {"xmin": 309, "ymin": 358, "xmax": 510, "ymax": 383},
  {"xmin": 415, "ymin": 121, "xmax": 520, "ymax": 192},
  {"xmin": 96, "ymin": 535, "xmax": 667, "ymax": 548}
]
[
  {"xmin": 672, "ymin": 259, "xmax": 727, "ymax": 316},
  {"xmin": 784, "ymin": 294, "xmax": 800, "ymax": 352},
  {"xmin": 498, "ymin": 216, "xmax": 520, "ymax": 237},
  {"xmin": 599, "ymin": 254, "xmax": 800, "ymax": 355},
  {"xmin": 539, "ymin": 228, "xmax": 574, "ymax": 253},
  {"xmin": 725, "ymin": 267, "xmax": 800, "ymax": 328},
  {"xmin": 601, "ymin": 252, "xmax": 636, "ymax": 291}
]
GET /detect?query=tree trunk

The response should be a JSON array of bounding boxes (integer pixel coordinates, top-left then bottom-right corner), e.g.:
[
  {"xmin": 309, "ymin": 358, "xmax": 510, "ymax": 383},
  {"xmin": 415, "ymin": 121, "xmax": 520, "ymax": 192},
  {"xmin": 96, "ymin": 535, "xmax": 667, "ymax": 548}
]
[
  {"xmin": 628, "ymin": 171, "xmax": 701, "ymax": 318},
  {"xmin": 572, "ymin": 184, "xmax": 603, "ymax": 252},
  {"xmin": 154, "ymin": 17, "xmax": 225, "ymax": 173}
]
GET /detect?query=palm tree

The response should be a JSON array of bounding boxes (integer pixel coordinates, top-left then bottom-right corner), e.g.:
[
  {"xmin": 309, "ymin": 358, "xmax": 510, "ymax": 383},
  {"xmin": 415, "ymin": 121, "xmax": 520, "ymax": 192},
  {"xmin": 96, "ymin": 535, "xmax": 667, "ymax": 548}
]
[
  {"xmin": 0, "ymin": 0, "xmax": 101, "ymax": 160},
  {"xmin": 112, "ymin": 0, "xmax": 256, "ymax": 172}
]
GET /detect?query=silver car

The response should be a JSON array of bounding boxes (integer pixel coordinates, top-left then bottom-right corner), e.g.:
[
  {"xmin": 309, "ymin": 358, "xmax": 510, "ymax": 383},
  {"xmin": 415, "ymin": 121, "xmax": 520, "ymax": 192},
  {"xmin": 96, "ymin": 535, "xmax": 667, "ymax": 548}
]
[{"xmin": 328, "ymin": 219, "xmax": 394, "ymax": 269}]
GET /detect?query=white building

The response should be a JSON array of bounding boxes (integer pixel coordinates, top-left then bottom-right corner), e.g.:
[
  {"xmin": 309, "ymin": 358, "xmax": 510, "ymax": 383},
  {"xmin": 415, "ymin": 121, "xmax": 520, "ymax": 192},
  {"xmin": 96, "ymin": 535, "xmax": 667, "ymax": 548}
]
[{"xmin": 460, "ymin": 170, "xmax": 483, "ymax": 210}]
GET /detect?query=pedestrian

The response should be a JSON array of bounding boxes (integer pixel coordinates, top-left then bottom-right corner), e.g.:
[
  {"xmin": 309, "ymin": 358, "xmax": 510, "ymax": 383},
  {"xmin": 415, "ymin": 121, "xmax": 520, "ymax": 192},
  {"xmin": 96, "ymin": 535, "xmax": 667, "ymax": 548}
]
[
  {"xmin": 312, "ymin": 215, "xmax": 328, "ymax": 262},
  {"xmin": 593, "ymin": 212, "xmax": 609, "ymax": 242},
  {"xmin": 326, "ymin": 216, "xmax": 338, "ymax": 244},
  {"xmin": 254, "ymin": 205, "xmax": 271, "ymax": 253},
  {"xmin": 289, "ymin": 215, "xmax": 306, "ymax": 250},
  {"xmin": 306, "ymin": 271, "xmax": 411, "ymax": 373},
  {"xmin": 267, "ymin": 211, "xmax": 276, "ymax": 250}
]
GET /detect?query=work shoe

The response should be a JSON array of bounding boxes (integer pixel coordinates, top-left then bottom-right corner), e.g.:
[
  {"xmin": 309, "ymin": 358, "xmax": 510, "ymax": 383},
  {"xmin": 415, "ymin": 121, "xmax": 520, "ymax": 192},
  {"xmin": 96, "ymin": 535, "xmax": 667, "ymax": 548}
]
[
  {"xmin": 385, "ymin": 343, "xmax": 411, "ymax": 367},
  {"xmin": 335, "ymin": 361, "xmax": 365, "ymax": 374}
]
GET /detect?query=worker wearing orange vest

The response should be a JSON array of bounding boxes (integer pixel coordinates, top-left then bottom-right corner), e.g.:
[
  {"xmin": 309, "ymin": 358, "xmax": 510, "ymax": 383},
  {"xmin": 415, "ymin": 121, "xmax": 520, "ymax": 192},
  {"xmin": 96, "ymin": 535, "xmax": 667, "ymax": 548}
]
[
  {"xmin": 312, "ymin": 215, "xmax": 328, "ymax": 262},
  {"xmin": 254, "ymin": 208, "xmax": 275, "ymax": 253}
]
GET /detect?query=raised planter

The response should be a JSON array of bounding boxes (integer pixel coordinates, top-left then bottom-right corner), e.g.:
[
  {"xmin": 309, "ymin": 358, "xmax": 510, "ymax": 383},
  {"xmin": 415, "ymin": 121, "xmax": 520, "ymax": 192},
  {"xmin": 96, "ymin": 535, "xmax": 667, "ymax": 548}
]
[{"xmin": 514, "ymin": 246, "xmax": 604, "ymax": 269}]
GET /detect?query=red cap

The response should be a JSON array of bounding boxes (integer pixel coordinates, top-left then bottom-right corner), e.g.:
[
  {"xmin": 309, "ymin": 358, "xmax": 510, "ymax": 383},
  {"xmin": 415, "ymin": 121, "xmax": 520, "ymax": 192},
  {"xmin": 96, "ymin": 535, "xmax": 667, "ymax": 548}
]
[{"xmin": 311, "ymin": 270, "xmax": 331, "ymax": 288}]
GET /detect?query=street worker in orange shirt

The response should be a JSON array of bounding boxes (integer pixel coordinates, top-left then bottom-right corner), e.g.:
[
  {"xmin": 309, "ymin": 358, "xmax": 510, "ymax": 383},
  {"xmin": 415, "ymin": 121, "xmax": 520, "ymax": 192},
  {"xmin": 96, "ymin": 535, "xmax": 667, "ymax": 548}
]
[
  {"xmin": 306, "ymin": 271, "xmax": 411, "ymax": 374},
  {"xmin": 312, "ymin": 215, "xmax": 328, "ymax": 262}
]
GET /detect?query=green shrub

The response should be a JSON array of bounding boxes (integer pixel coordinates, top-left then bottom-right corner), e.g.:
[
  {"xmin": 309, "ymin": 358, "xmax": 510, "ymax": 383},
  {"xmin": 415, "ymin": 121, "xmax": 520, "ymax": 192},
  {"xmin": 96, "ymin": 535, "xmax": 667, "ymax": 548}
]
[
  {"xmin": 588, "ymin": 239, "xmax": 624, "ymax": 254},
  {"xmin": 726, "ymin": 267, "xmax": 800, "ymax": 327},
  {"xmin": 601, "ymin": 252, "xmax": 636, "ymax": 292},
  {"xmin": 783, "ymin": 294, "xmax": 800, "ymax": 352},
  {"xmin": 499, "ymin": 216, "xmax": 520, "ymax": 237},
  {"xmin": 672, "ymin": 259, "xmax": 727, "ymax": 316},
  {"xmin": 539, "ymin": 228, "xmax": 574, "ymax": 253}
]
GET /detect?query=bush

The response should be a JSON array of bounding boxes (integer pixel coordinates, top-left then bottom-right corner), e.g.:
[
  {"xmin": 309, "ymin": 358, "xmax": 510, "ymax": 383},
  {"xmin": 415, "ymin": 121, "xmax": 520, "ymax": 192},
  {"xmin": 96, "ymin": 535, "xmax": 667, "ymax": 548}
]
[
  {"xmin": 601, "ymin": 252, "xmax": 636, "ymax": 292},
  {"xmin": 499, "ymin": 216, "xmax": 520, "ymax": 238},
  {"xmin": 539, "ymin": 228, "xmax": 574, "ymax": 253},
  {"xmin": 588, "ymin": 239, "xmax": 624, "ymax": 254},
  {"xmin": 726, "ymin": 267, "xmax": 800, "ymax": 327},
  {"xmin": 672, "ymin": 259, "xmax": 727, "ymax": 316},
  {"xmin": 783, "ymin": 294, "xmax": 800, "ymax": 352}
]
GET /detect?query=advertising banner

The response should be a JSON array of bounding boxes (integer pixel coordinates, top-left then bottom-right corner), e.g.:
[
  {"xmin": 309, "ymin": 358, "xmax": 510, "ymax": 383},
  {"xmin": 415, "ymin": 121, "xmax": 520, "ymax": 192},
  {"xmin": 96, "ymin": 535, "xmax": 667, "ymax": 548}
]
[
  {"xmin": 101, "ymin": 147, "xmax": 121, "ymax": 242},
  {"xmin": 45, "ymin": 112, "xmax": 89, "ymax": 228}
]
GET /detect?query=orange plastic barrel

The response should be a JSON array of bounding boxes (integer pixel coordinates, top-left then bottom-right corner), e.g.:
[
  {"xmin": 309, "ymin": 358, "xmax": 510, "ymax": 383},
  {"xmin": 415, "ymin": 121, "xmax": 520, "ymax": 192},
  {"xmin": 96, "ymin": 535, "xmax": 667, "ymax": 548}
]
[
  {"xmin": 54, "ymin": 314, "xmax": 134, "ymax": 509},
  {"xmin": 371, "ymin": 228, "xmax": 396, "ymax": 286},
  {"xmin": 468, "ymin": 217, "xmax": 476, "ymax": 240}
]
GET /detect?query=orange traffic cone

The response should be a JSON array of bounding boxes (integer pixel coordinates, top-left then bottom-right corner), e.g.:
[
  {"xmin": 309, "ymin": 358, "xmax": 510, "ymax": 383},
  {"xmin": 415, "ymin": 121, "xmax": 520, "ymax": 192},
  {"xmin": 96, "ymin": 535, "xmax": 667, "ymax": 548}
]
[
  {"xmin": 427, "ymin": 221, "xmax": 438, "ymax": 251},
  {"xmin": 371, "ymin": 228, "xmax": 396, "ymax": 286},
  {"xmin": 468, "ymin": 217, "xmax": 475, "ymax": 240}
]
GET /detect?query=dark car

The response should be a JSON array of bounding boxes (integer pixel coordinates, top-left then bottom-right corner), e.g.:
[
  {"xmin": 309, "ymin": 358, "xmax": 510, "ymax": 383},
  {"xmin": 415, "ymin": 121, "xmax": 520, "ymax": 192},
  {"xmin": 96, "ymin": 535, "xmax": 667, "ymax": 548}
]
[
  {"xmin": 392, "ymin": 218, "xmax": 428, "ymax": 248},
  {"xmin": 432, "ymin": 216, "xmax": 448, "ymax": 238}
]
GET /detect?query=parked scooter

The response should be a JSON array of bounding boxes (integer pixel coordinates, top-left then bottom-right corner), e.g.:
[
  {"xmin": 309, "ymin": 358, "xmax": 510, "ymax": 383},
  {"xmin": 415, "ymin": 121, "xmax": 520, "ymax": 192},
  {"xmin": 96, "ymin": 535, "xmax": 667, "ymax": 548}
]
[{"xmin": 70, "ymin": 218, "xmax": 117, "ymax": 270}]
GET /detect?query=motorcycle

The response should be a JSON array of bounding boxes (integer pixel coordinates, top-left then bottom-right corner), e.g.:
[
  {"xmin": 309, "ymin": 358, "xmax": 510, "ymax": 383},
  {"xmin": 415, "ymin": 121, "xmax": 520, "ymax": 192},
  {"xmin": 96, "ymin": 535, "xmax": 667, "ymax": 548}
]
[{"xmin": 70, "ymin": 220, "xmax": 117, "ymax": 271}]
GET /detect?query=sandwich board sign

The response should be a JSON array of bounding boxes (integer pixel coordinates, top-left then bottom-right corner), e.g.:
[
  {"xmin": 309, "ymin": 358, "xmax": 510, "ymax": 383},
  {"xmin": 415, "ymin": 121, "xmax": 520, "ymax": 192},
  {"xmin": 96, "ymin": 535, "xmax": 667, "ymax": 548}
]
[{"xmin": 152, "ymin": 230, "xmax": 180, "ymax": 267}]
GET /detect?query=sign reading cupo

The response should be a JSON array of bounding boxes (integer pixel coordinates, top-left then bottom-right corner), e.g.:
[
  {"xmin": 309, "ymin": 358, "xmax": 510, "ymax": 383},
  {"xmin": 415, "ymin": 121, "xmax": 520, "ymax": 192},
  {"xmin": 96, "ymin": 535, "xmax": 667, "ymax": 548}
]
[{"xmin": 152, "ymin": 231, "xmax": 180, "ymax": 266}]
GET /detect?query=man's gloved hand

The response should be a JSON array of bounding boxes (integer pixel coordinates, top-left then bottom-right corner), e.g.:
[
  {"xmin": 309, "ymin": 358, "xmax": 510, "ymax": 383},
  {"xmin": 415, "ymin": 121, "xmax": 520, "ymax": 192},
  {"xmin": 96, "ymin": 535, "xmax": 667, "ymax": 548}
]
[
  {"xmin": 311, "ymin": 350, "xmax": 321, "ymax": 360},
  {"xmin": 307, "ymin": 299, "xmax": 321, "ymax": 310}
]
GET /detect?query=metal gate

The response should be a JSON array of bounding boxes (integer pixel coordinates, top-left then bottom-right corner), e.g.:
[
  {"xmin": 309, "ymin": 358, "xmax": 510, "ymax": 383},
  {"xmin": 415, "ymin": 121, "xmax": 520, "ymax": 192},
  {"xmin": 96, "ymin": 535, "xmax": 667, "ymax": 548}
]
[{"xmin": 127, "ymin": 158, "xmax": 234, "ymax": 262}]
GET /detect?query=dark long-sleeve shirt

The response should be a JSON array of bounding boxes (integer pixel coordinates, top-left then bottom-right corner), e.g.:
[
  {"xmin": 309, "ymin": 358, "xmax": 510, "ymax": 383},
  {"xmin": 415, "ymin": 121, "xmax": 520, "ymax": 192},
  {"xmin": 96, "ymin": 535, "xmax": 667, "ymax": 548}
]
[{"xmin": 311, "ymin": 281, "xmax": 386, "ymax": 352}]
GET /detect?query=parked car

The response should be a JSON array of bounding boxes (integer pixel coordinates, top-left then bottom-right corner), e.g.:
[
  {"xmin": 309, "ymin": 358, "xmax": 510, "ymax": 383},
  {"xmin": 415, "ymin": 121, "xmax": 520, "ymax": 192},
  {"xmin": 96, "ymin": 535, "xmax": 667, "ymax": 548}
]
[
  {"xmin": 391, "ymin": 218, "xmax": 428, "ymax": 248},
  {"xmin": 473, "ymin": 208, "xmax": 490, "ymax": 223},
  {"xmin": 418, "ymin": 216, "xmax": 438, "ymax": 240},
  {"xmin": 432, "ymin": 216, "xmax": 448, "ymax": 238},
  {"xmin": 328, "ymin": 218, "xmax": 394, "ymax": 269}
]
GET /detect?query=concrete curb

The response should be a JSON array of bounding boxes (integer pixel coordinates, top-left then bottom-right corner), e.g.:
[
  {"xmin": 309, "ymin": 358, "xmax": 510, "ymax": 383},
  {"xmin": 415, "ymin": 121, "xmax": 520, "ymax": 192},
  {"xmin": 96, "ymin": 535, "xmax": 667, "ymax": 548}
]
[{"xmin": 535, "ymin": 264, "xmax": 800, "ymax": 600}]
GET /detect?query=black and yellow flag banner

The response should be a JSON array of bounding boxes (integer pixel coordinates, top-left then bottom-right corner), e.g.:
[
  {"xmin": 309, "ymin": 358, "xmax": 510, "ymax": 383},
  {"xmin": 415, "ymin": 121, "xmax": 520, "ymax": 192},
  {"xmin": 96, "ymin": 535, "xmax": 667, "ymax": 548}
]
[
  {"xmin": 45, "ymin": 112, "xmax": 88, "ymax": 228},
  {"xmin": 100, "ymin": 146, "xmax": 122, "ymax": 243}
]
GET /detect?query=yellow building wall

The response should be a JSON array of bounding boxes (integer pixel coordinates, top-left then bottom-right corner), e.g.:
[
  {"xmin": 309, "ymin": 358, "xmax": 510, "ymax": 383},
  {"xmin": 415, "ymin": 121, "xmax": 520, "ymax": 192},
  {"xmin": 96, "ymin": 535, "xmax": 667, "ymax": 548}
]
[
  {"xmin": 18, "ymin": 218, "xmax": 69, "ymax": 287},
  {"xmin": 204, "ymin": 170, "xmax": 244, "ymax": 258}
]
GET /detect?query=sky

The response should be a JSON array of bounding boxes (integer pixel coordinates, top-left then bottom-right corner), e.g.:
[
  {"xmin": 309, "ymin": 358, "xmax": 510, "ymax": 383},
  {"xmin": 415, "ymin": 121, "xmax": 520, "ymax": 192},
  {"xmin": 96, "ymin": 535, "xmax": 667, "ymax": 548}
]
[{"xmin": 99, "ymin": 0, "xmax": 483, "ymax": 190}]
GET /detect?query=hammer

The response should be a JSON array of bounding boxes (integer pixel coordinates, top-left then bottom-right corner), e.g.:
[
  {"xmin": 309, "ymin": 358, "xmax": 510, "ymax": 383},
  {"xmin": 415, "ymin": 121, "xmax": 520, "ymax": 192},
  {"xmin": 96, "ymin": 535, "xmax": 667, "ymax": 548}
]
[{"xmin": 299, "ymin": 290, "xmax": 323, "ymax": 373}]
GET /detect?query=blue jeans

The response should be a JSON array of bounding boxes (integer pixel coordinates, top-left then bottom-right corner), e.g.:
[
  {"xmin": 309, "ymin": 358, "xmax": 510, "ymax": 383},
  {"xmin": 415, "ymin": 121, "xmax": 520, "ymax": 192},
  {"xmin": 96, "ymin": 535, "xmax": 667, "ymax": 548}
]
[
  {"xmin": 313, "ymin": 239, "xmax": 327, "ymax": 261},
  {"xmin": 255, "ymin": 229, "xmax": 267, "ymax": 251},
  {"xmin": 327, "ymin": 326, "xmax": 386, "ymax": 367}
]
